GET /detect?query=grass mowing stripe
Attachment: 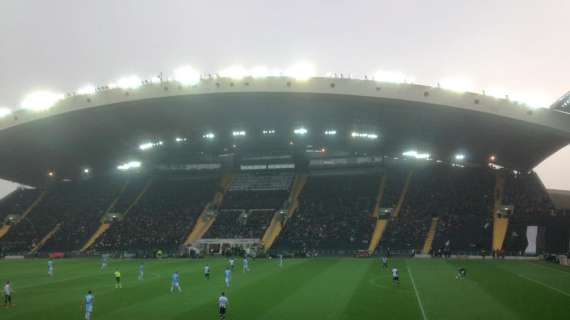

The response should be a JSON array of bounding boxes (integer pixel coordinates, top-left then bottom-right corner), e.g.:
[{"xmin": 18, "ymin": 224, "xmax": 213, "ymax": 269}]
[
  {"xmin": 407, "ymin": 266, "xmax": 428, "ymax": 320},
  {"xmin": 516, "ymin": 274, "xmax": 570, "ymax": 298}
]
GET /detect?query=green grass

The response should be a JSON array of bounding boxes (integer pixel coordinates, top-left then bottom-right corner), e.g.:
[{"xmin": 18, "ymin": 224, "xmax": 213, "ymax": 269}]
[{"xmin": 1, "ymin": 257, "xmax": 569, "ymax": 319}]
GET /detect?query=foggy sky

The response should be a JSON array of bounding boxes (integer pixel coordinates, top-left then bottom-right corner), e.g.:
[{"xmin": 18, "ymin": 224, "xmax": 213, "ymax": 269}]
[{"xmin": 0, "ymin": 0, "xmax": 568, "ymax": 197}]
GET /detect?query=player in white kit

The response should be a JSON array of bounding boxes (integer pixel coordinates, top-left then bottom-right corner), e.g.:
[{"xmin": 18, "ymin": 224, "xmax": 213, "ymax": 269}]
[
  {"xmin": 242, "ymin": 257, "xmax": 250, "ymax": 273},
  {"xmin": 279, "ymin": 254, "xmax": 284, "ymax": 267},
  {"xmin": 229, "ymin": 258, "xmax": 235, "ymax": 271},
  {"xmin": 204, "ymin": 264, "xmax": 211, "ymax": 280},
  {"xmin": 218, "ymin": 292, "xmax": 229, "ymax": 320},
  {"xmin": 392, "ymin": 267, "xmax": 400, "ymax": 286}
]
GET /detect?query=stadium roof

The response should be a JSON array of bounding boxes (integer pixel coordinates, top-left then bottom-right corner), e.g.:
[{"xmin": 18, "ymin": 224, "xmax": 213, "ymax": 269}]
[{"xmin": 1, "ymin": 77, "xmax": 569, "ymax": 186}]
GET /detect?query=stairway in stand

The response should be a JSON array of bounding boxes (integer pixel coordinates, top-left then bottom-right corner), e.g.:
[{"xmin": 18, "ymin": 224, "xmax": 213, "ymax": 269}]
[
  {"xmin": 260, "ymin": 175, "xmax": 308, "ymax": 252},
  {"xmin": 183, "ymin": 175, "xmax": 234, "ymax": 247},
  {"xmin": 421, "ymin": 217, "xmax": 439, "ymax": 254}
]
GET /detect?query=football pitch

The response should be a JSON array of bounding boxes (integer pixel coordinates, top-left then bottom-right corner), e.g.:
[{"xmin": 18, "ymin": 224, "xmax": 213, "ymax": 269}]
[{"xmin": 1, "ymin": 257, "xmax": 569, "ymax": 319}]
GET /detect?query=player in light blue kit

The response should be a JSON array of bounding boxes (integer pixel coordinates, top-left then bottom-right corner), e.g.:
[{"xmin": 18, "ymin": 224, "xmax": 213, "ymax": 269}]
[
  {"xmin": 101, "ymin": 256, "xmax": 108, "ymax": 270},
  {"xmin": 279, "ymin": 254, "xmax": 284, "ymax": 268},
  {"xmin": 48, "ymin": 259, "xmax": 54, "ymax": 277},
  {"xmin": 138, "ymin": 263, "xmax": 144, "ymax": 280},
  {"xmin": 81, "ymin": 290, "xmax": 94, "ymax": 320},
  {"xmin": 242, "ymin": 257, "xmax": 250, "ymax": 273},
  {"xmin": 171, "ymin": 271, "xmax": 182, "ymax": 293},
  {"xmin": 224, "ymin": 268, "xmax": 231, "ymax": 288}
]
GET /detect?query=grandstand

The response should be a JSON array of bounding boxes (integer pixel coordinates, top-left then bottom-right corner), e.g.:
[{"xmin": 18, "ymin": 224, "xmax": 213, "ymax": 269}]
[
  {"xmin": 0, "ymin": 76, "xmax": 569, "ymax": 258},
  {"xmin": 0, "ymin": 73, "xmax": 570, "ymax": 320}
]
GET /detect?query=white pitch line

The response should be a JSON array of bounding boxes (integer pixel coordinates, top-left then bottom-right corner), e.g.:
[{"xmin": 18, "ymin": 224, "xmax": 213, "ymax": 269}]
[
  {"xmin": 407, "ymin": 266, "xmax": 428, "ymax": 320},
  {"xmin": 517, "ymin": 274, "xmax": 570, "ymax": 298}
]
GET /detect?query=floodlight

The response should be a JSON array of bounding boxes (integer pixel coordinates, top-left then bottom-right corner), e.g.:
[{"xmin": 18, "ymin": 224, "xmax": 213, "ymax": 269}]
[
  {"xmin": 324, "ymin": 130, "xmax": 337, "ymax": 136},
  {"xmin": 511, "ymin": 93, "xmax": 550, "ymax": 109},
  {"xmin": 373, "ymin": 70, "xmax": 415, "ymax": 84},
  {"xmin": 402, "ymin": 150, "xmax": 430, "ymax": 160},
  {"xmin": 439, "ymin": 77, "xmax": 474, "ymax": 93},
  {"xmin": 485, "ymin": 88, "xmax": 509, "ymax": 100},
  {"xmin": 262, "ymin": 129, "xmax": 276, "ymax": 135},
  {"xmin": 21, "ymin": 91, "xmax": 64, "ymax": 111},
  {"xmin": 286, "ymin": 62, "xmax": 316, "ymax": 81},
  {"xmin": 47, "ymin": 171, "xmax": 55, "ymax": 177},
  {"xmin": 0, "ymin": 107, "xmax": 12, "ymax": 118},
  {"xmin": 220, "ymin": 65, "xmax": 248, "ymax": 80},
  {"xmin": 83, "ymin": 168, "xmax": 90, "ymax": 174},
  {"xmin": 115, "ymin": 76, "xmax": 142, "ymax": 90},
  {"xmin": 175, "ymin": 137, "xmax": 187, "ymax": 142},
  {"xmin": 232, "ymin": 130, "xmax": 246, "ymax": 137},
  {"xmin": 139, "ymin": 141, "xmax": 163, "ymax": 151},
  {"xmin": 117, "ymin": 161, "xmax": 141, "ymax": 171},
  {"xmin": 351, "ymin": 131, "xmax": 378, "ymax": 140},
  {"xmin": 173, "ymin": 66, "xmax": 201, "ymax": 86},
  {"xmin": 454, "ymin": 154, "xmax": 466, "ymax": 161},
  {"xmin": 251, "ymin": 66, "xmax": 270, "ymax": 79},
  {"xmin": 294, "ymin": 127, "xmax": 308, "ymax": 135},
  {"xmin": 76, "ymin": 85, "xmax": 97, "ymax": 95},
  {"xmin": 203, "ymin": 132, "xmax": 215, "ymax": 139}
]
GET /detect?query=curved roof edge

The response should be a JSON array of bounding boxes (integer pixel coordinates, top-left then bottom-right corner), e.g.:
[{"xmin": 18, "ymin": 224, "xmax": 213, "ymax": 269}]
[{"xmin": 2, "ymin": 77, "xmax": 570, "ymax": 137}]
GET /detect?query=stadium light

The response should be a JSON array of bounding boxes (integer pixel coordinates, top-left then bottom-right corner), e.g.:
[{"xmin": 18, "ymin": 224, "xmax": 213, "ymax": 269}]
[
  {"xmin": 138, "ymin": 141, "xmax": 163, "ymax": 151},
  {"xmin": 175, "ymin": 137, "xmax": 187, "ymax": 142},
  {"xmin": 373, "ymin": 70, "xmax": 415, "ymax": 84},
  {"xmin": 0, "ymin": 107, "xmax": 12, "ymax": 118},
  {"xmin": 83, "ymin": 168, "xmax": 90, "ymax": 174},
  {"xmin": 203, "ymin": 132, "xmax": 215, "ymax": 139},
  {"xmin": 439, "ymin": 77, "xmax": 474, "ymax": 93},
  {"xmin": 21, "ymin": 91, "xmax": 64, "ymax": 111},
  {"xmin": 324, "ymin": 130, "xmax": 337, "ymax": 136},
  {"xmin": 511, "ymin": 93, "xmax": 550, "ymax": 109},
  {"xmin": 47, "ymin": 171, "xmax": 55, "ymax": 177},
  {"xmin": 454, "ymin": 154, "xmax": 466, "ymax": 161},
  {"xmin": 485, "ymin": 88, "xmax": 509, "ymax": 100},
  {"xmin": 117, "ymin": 161, "xmax": 142, "ymax": 171},
  {"xmin": 262, "ymin": 129, "xmax": 276, "ymax": 135},
  {"xmin": 286, "ymin": 62, "xmax": 316, "ymax": 81},
  {"xmin": 220, "ymin": 65, "xmax": 248, "ymax": 80},
  {"xmin": 114, "ymin": 75, "xmax": 142, "ymax": 90},
  {"xmin": 294, "ymin": 127, "xmax": 308, "ymax": 136},
  {"xmin": 351, "ymin": 131, "xmax": 379, "ymax": 140},
  {"xmin": 250, "ymin": 66, "xmax": 270, "ymax": 79},
  {"xmin": 173, "ymin": 65, "xmax": 201, "ymax": 86},
  {"xmin": 76, "ymin": 84, "xmax": 97, "ymax": 96},
  {"xmin": 403, "ymin": 150, "xmax": 431, "ymax": 160},
  {"xmin": 489, "ymin": 155, "xmax": 496, "ymax": 162},
  {"xmin": 232, "ymin": 130, "xmax": 246, "ymax": 137}
]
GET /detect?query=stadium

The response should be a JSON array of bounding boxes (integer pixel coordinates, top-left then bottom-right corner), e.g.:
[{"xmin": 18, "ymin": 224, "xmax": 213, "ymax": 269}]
[{"xmin": 1, "ymin": 71, "xmax": 570, "ymax": 319}]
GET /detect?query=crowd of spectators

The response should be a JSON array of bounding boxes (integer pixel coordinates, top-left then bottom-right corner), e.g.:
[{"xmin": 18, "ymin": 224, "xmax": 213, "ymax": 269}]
[
  {"xmin": 274, "ymin": 174, "xmax": 380, "ymax": 254},
  {"xmin": 94, "ymin": 177, "xmax": 217, "ymax": 252}
]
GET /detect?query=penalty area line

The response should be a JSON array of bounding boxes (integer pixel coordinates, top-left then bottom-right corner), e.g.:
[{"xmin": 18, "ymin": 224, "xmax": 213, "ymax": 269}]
[
  {"xmin": 517, "ymin": 274, "xmax": 570, "ymax": 298},
  {"xmin": 407, "ymin": 266, "xmax": 428, "ymax": 320}
]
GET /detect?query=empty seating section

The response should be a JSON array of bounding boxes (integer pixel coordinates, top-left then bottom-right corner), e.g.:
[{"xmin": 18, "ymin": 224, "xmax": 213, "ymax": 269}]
[
  {"xmin": 94, "ymin": 178, "xmax": 217, "ymax": 251},
  {"xmin": 274, "ymin": 174, "xmax": 379, "ymax": 253}
]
